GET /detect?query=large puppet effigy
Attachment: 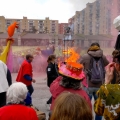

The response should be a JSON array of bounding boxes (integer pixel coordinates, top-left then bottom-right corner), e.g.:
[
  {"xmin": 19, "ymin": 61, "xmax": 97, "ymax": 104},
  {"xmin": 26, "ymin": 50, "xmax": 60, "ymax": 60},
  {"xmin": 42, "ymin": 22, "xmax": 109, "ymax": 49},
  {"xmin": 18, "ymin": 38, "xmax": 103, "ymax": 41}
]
[{"xmin": 0, "ymin": 22, "xmax": 18, "ymax": 63}]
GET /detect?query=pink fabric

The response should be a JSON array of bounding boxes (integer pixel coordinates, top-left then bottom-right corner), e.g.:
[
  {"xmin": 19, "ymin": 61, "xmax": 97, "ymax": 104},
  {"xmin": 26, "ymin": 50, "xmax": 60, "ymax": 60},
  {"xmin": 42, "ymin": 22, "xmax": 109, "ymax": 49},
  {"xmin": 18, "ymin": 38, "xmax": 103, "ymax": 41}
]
[
  {"xmin": 59, "ymin": 63, "xmax": 85, "ymax": 80},
  {"xmin": 82, "ymin": 76, "xmax": 88, "ymax": 88},
  {"xmin": 50, "ymin": 76, "xmax": 91, "ymax": 110},
  {"xmin": 6, "ymin": 46, "xmax": 13, "ymax": 72}
]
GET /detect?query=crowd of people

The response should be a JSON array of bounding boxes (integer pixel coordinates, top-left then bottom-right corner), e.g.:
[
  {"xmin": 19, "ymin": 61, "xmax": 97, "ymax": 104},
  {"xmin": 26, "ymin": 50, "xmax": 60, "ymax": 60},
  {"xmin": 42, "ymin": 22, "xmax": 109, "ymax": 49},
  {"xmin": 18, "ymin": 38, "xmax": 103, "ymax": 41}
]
[{"xmin": 0, "ymin": 42, "xmax": 120, "ymax": 120}]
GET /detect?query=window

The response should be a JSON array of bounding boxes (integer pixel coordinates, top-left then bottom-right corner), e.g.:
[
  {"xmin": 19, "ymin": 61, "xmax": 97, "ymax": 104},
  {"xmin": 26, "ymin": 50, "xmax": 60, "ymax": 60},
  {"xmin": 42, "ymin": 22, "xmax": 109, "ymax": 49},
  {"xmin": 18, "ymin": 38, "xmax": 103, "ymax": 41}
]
[
  {"xmin": 17, "ymin": 20, "xmax": 20, "ymax": 22},
  {"xmin": 29, "ymin": 20, "xmax": 33, "ymax": 23},
  {"xmin": 40, "ymin": 26, "xmax": 43, "ymax": 29},
  {"xmin": 29, "ymin": 23, "xmax": 33, "ymax": 26},
  {"xmin": 7, "ymin": 20, "xmax": 11, "ymax": 22},
  {"xmin": 52, "ymin": 28, "xmax": 55, "ymax": 31},
  {"xmin": 39, "ymin": 23, "xmax": 43, "ymax": 25},
  {"xmin": 6, "ymin": 21, "xmax": 11, "ymax": 25},
  {"xmin": 52, "ymin": 23, "xmax": 55, "ymax": 26},
  {"xmin": 39, "ymin": 21, "xmax": 43, "ymax": 22},
  {"xmin": 52, "ymin": 21, "xmax": 55, "ymax": 23}
]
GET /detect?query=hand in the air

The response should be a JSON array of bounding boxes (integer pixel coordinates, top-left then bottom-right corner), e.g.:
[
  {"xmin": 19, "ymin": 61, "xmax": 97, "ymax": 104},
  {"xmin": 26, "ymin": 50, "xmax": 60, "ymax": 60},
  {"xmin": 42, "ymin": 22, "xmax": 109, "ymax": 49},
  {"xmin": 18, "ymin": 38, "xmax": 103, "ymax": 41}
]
[
  {"xmin": 105, "ymin": 62, "xmax": 115, "ymax": 84},
  {"xmin": 32, "ymin": 79, "xmax": 36, "ymax": 83}
]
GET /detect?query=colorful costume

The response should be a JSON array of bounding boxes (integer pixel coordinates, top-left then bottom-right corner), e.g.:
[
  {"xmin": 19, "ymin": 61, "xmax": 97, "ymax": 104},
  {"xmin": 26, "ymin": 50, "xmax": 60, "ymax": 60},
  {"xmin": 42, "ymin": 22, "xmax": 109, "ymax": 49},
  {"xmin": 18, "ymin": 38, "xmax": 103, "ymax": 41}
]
[
  {"xmin": 0, "ymin": 22, "xmax": 18, "ymax": 64},
  {"xmin": 16, "ymin": 60, "xmax": 32, "ymax": 86},
  {"xmin": 16, "ymin": 60, "xmax": 33, "ymax": 95}
]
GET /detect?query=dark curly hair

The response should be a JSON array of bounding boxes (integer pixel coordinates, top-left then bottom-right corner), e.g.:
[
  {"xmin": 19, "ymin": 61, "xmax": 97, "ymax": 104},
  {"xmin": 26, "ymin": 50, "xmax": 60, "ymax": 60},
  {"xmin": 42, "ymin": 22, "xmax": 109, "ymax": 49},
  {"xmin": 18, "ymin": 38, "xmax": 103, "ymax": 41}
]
[
  {"xmin": 112, "ymin": 50, "xmax": 120, "ymax": 63},
  {"xmin": 112, "ymin": 50, "xmax": 120, "ymax": 58},
  {"xmin": 60, "ymin": 76, "xmax": 81, "ymax": 90}
]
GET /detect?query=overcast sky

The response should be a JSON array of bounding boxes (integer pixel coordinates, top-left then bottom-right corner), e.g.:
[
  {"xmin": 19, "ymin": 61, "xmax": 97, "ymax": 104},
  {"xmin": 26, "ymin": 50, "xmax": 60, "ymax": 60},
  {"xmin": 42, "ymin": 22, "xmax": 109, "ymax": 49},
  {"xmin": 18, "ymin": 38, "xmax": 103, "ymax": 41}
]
[{"xmin": 0, "ymin": 0, "xmax": 95, "ymax": 22}]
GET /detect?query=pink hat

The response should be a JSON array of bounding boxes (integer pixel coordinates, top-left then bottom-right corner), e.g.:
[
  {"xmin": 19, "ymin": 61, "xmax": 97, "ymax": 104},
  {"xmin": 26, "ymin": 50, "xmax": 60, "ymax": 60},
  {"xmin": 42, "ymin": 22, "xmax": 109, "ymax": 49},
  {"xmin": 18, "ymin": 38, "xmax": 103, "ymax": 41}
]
[{"xmin": 59, "ymin": 62, "xmax": 85, "ymax": 80}]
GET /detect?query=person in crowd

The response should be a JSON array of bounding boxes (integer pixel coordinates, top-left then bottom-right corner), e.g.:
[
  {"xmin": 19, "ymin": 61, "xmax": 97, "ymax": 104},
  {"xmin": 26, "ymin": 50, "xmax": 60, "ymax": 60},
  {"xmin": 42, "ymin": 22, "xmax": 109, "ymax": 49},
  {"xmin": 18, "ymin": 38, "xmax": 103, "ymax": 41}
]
[
  {"xmin": 50, "ymin": 92, "xmax": 92, "ymax": 120},
  {"xmin": 24, "ymin": 92, "xmax": 32, "ymax": 106},
  {"xmin": 0, "ymin": 60, "xmax": 12, "ymax": 107},
  {"xmin": 80, "ymin": 42, "xmax": 109, "ymax": 120},
  {"xmin": 0, "ymin": 82, "xmax": 38, "ymax": 120},
  {"xmin": 46, "ymin": 54, "xmax": 59, "ymax": 106},
  {"xmin": 16, "ymin": 54, "xmax": 36, "ymax": 95},
  {"xmin": 50, "ymin": 62, "xmax": 91, "ymax": 110},
  {"xmin": 94, "ymin": 63, "xmax": 120, "ymax": 120},
  {"xmin": 100, "ymin": 49, "xmax": 120, "ymax": 85},
  {"xmin": 111, "ymin": 50, "xmax": 120, "ymax": 83}
]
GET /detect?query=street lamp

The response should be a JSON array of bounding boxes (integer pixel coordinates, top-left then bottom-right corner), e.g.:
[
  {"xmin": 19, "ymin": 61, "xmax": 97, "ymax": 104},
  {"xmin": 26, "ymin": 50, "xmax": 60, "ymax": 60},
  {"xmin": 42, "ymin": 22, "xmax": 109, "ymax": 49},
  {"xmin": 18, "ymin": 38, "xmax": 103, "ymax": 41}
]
[
  {"xmin": 63, "ymin": 27, "xmax": 73, "ymax": 61},
  {"xmin": 18, "ymin": 35, "xmax": 21, "ymax": 46}
]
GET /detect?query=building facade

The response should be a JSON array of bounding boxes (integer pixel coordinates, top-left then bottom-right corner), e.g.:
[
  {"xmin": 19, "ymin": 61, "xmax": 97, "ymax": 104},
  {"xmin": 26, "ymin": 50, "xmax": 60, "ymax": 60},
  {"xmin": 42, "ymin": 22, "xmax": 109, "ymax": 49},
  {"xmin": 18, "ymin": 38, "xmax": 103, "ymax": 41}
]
[
  {"xmin": 69, "ymin": 0, "xmax": 120, "ymax": 36},
  {"xmin": 59, "ymin": 23, "xmax": 68, "ymax": 34},
  {"xmin": 0, "ymin": 0, "xmax": 118, "ymax": 49},
  {"xmin": 0, "ymin": 33, "xmax": 112, "ymax": 49},
  {"xmin": 0, "ymin": 16, "xmax": 58, "ymax": 34}
]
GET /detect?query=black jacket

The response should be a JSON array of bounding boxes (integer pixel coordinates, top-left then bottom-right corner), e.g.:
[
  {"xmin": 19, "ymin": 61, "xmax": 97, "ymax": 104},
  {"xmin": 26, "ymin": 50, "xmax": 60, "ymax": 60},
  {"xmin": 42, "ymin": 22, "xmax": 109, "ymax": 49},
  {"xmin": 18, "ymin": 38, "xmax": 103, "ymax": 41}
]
[
  {"xmin": 7, "ymin": 69, "xmax": 12, "ymax": 86},
  {"xmin": 46, "ymin": 62, "xmax": 59, "ymax": 87}
]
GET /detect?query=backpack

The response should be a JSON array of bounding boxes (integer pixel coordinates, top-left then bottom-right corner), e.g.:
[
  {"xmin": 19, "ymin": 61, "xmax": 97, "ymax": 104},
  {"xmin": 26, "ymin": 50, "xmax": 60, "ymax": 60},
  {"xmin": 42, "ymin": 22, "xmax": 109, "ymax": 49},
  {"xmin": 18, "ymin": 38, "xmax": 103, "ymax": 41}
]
[{"xmin": 86, "ymin": 56, "xmax": 105, "ymax": 84}]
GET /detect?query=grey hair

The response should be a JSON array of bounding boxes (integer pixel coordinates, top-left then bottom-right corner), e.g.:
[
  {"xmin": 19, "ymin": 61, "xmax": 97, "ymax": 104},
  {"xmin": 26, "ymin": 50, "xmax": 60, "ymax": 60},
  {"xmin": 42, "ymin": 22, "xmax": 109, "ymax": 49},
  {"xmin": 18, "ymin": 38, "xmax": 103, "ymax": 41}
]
[{"xmin": 7, "ymin": 82, "xmax": 28, "ymax": 104}]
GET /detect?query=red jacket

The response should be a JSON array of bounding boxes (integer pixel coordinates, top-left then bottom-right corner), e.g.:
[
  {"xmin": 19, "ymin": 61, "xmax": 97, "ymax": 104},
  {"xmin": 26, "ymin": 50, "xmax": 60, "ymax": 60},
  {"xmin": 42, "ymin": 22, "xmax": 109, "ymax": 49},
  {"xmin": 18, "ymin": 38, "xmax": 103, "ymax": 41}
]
[
  {"xmin": 50, "ymin": 76, "xmax": 92, "ymax": 110},
  {"xmin": 16, "ymin": 60, "xmax": 33, "ymax": 86},
  {"xmin": 0, "ymin": 105, "xmax": 38, "ymax": 120}
]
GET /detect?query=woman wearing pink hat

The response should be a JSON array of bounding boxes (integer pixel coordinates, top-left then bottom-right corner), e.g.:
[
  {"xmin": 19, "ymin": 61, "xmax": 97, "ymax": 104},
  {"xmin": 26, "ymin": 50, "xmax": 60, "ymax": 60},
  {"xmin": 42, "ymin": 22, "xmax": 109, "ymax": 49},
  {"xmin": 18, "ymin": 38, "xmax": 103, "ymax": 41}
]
[{"xmin": 50, "ymin": 62, "xmax": 91, "ymax": 110}]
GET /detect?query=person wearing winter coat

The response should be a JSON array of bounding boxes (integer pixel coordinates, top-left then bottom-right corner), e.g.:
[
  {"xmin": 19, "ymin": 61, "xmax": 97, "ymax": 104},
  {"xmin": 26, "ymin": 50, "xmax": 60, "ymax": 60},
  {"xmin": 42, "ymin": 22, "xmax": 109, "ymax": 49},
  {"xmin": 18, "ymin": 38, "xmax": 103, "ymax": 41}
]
[
  {"xmin": 80, "ymin": 43, "xmax": 109, "ymax": 120},
  {"xmin": 46, "ymin": 55, "xmax": 59, "ymax": 105}
]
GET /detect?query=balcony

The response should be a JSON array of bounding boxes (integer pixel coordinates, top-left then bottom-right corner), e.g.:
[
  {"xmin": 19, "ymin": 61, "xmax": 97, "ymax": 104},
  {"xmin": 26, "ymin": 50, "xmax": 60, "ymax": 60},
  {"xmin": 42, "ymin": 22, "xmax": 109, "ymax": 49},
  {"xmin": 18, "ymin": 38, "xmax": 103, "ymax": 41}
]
[{"xmin": 39, "ymin": 21, "xmax": 43, "ymax": 23}]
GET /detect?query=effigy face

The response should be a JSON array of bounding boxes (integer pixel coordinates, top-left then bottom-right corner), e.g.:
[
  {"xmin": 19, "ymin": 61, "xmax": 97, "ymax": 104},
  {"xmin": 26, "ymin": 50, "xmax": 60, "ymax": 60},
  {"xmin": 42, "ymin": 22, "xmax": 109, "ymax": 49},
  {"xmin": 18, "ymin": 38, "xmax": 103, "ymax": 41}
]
[{"xmin": 113, "ymin": 15, "xmax": 120, "ymax": 31}]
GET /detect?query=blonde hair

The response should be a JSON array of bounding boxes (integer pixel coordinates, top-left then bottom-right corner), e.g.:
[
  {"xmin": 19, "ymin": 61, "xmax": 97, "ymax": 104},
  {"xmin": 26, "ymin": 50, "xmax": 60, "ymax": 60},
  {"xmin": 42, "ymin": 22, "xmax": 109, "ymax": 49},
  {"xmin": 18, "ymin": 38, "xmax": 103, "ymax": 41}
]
[{"xmin": 50, "ymin": 92, "xmax": 92, "ymax": 120}]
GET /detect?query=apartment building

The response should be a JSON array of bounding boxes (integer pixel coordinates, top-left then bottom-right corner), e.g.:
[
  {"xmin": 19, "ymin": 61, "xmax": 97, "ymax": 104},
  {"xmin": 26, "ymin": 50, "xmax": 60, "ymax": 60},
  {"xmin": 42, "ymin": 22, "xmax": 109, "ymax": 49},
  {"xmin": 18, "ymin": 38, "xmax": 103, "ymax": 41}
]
[
  {"xmin": 69, "ymin": 0, "xmax": 120, "ymax": 36},
  {"xmin": 59, "ymin": 23, "xmax": 68, "ymax": 34},
  {"xmin": 0, "ymin": 16, "xmax": 58, "ymax": 34}
]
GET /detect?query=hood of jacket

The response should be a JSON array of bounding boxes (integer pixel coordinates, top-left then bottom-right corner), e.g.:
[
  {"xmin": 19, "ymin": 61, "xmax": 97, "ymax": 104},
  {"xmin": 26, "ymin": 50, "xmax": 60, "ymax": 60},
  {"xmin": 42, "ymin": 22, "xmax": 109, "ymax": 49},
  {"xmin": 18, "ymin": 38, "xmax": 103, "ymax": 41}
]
[{"xmin": 88, "ymin": 49, "xmax": 103, "ymax": 58}]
